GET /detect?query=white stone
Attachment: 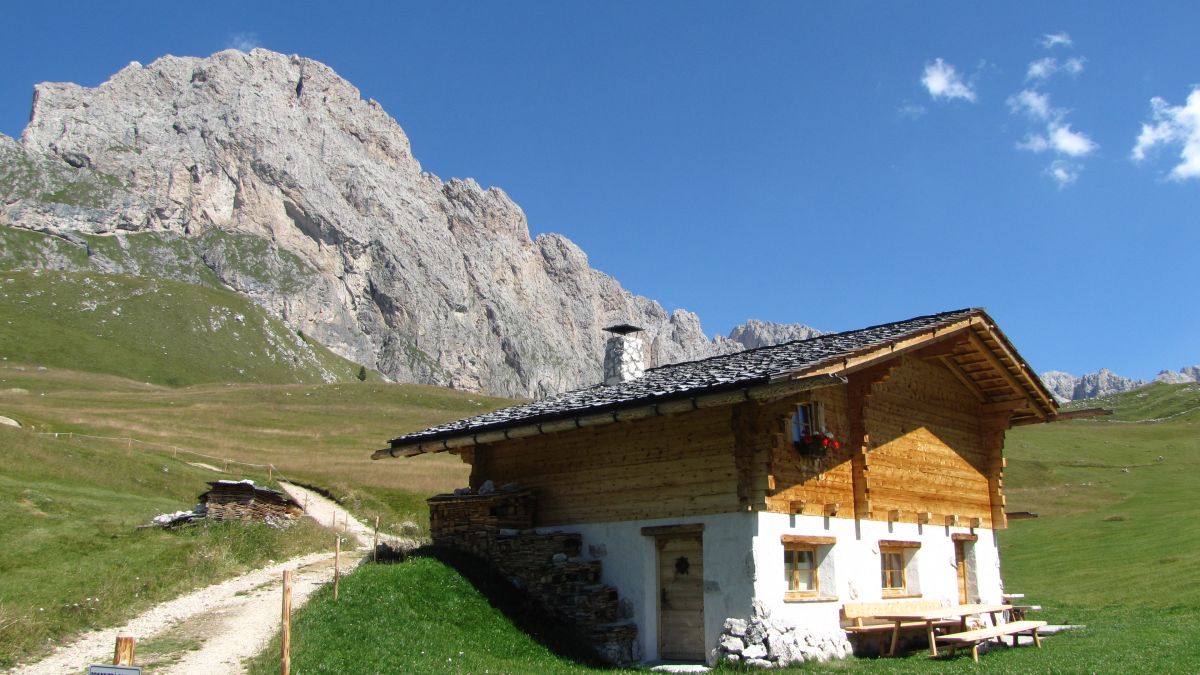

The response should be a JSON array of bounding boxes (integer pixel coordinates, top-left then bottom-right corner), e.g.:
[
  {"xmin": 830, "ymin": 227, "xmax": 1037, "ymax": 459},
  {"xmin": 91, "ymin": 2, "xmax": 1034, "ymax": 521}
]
[
  {"xmin": 742, "ymin": 644, "xmax": 767, "ymax": 660},
  {"xmin": 719, "ymin": 634, "xmax": 744, "ymax": 654}
]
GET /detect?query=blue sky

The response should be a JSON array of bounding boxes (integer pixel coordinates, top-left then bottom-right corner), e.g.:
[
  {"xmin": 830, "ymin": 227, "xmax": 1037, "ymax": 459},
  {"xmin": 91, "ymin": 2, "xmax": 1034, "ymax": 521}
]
[{"xmin": 1, "ymin": 2, "xmax": 1196, "ymax": 380}]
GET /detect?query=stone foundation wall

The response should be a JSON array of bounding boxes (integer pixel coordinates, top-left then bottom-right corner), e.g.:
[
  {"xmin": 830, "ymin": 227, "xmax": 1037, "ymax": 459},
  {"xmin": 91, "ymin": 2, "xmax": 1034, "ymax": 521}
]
[{"xmin": 428, "ymin": 489, "xmax": 640, "ymax": 665}]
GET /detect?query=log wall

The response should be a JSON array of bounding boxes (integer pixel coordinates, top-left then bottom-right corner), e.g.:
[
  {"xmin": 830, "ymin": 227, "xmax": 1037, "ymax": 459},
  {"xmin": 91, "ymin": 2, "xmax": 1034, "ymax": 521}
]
[
  {"xmin": 860, "ymin": 356, "xmax": 997, "ymax": 527},
  {"xmin": 762, "ymin": 387, "xmax": 857, "ymax": 515},
  {"xmin": 460, "ymin": 355, "xmax": 1003, "ymax": 528},
  {"xmin": 472, "ymin": 406, "xmax": 739, "ymax": 526},
  {"xmin": 763, "ymin": 356, "xmax": 1002, "ymax": 527}
]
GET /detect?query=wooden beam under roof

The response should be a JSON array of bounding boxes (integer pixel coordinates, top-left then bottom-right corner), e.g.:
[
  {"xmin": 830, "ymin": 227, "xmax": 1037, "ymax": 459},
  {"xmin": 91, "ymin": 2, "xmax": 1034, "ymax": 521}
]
[
  {"xmin": 966, "ymin": 330, "xmax": 1049, "ymax": 422},
  {"xmin": 938, "ymin": 356, "xmax": 988, "ymax": 403},
  {"xmin": 971, "ymin": 322, "xmax": 1058, "ymax": 416}
]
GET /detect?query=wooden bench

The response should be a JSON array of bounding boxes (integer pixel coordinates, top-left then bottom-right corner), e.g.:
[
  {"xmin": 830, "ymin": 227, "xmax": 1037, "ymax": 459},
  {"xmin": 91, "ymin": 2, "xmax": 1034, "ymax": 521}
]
[
  {"xmin": 935, "ymin": 620, "xmax": 1048, "ymax": 662},
  {"xmin": 841, "ymin": 600, "xmax": 958, "ymax": 653}
]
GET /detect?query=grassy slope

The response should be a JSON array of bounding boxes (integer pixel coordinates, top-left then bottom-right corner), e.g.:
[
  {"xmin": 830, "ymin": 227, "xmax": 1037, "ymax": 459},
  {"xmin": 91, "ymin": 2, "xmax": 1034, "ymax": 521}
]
[
  {"xmin": 999, "ymin": 382, "xmax": 1200, "ymax": 608},
  {"xmin": 0, "ymin": 269, "xmax": 372, "ymax": 386},
  {"xmin": 0, "ymin": 362, "xmax": 514, "ymax": 667},
  {"xmin": 0, "ymin": 425, "xmax": 332, "ymax": 668},
  {"xmin": 0, "ymin": 363, "xmax": 512, "ymax": 533},
  {"xmin": 245, "ymin": 555, "xmax": 606, "ymax": 675}
]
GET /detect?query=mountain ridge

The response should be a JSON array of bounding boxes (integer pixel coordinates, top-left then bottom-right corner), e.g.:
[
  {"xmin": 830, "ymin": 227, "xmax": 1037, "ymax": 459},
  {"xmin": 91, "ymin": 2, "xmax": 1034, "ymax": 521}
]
[
  {"xmin": 1040, "ymin": 365, "xmax": 1200, "ymax": 402},
  {"xmin": 0, "ymin": 49, "xmax": 817, "ymax": 397}
]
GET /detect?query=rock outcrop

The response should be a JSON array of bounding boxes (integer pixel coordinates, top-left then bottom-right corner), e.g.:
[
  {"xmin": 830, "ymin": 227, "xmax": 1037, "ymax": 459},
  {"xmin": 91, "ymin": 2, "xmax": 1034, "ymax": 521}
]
[
  {"xmin": 1041, "ymin": 368, "xmax": 1147, "ymax": 402},
  {"xmin": 716, "ymin": 319, "xmax": 822, "ymax": 351},
  {"xmin": 1, "ymin": 48, "xmax": 820, "ymax": 397},
  {"xmin": 1154, "ymin": 365, "xmax": 1200, "ymax": 385}
]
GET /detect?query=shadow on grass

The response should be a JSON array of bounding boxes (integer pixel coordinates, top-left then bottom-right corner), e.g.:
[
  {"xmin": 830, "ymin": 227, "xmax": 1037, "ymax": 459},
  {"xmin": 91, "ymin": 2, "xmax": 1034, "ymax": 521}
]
[{"xmin": 408, "ymin": 545, "xmax": 617, "ymax": 670}]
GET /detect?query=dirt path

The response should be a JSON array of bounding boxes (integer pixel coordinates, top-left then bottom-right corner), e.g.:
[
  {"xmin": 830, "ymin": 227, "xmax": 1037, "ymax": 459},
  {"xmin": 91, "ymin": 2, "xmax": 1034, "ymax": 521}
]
[{"xmin": 13, "ymin": 482, "xmax": 400, "ymax": 674}]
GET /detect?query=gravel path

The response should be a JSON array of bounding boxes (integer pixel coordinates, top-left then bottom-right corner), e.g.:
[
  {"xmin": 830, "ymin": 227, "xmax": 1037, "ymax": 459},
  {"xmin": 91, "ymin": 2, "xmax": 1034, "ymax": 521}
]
[
  {"xmin": 11, "ymin": 551, "xmax": 337, "ymax": 675},
  {"xmin": 277, "ymin": 481, "xmax": 419, "ymax": 550},
  {"xmin": 12, "ymin": 481, "xmax": 402, "ymax": 674}
]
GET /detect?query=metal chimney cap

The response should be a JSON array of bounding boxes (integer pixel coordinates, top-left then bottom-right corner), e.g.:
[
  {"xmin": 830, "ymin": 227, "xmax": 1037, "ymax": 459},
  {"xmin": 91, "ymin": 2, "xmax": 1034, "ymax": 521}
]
[{"xmin": 603, "ymin": 324, "xmax": 644, "ymax": 336}]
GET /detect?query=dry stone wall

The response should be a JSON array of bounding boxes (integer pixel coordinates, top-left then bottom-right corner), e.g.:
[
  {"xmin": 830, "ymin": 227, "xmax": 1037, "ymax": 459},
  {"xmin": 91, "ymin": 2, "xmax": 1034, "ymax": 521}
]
[{"xmin": 428, "ymin": 488, "xmax": 640, "ymax": 665}]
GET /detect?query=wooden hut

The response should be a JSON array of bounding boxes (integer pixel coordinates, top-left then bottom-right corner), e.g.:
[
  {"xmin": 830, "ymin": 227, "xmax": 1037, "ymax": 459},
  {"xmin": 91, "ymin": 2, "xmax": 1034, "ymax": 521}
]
[{"xmin": 374, "ymin": 309, "xmax": 1058, "ymax": 665}]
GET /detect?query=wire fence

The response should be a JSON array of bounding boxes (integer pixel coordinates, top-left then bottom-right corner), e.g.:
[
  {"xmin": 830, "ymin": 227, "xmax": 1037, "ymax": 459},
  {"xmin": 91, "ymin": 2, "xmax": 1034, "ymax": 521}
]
[
  {"xmin": 1069, "ymin": 404, "xmax": 1200, "ymax": 424},
  {"xmin": 31, "ymin": 429, "xmax": 293, "ymax": 484}
]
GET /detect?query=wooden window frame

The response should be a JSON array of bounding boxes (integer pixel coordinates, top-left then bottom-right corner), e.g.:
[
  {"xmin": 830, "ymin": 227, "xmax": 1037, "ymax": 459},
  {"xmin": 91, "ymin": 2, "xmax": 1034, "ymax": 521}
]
[
  {"xmin": 880, "ymin": 546, "xmax": 911, "ymax": 597},
  {"xmin": 789, "ymin": 401, "xmax": 825, "ymax": 444},
  {"xmin": 782, "ymin": 534, "xmax": 837, "ymax": 602},
  {"xmin": 784, "ymin": 543, "xmax": 819, "ymax": 600}
]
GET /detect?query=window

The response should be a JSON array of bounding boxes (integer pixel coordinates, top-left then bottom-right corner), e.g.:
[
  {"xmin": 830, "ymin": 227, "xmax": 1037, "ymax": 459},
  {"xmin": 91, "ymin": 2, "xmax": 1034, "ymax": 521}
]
[
  {"xmin": 790, "ymin": 402, "xmax": 823, "ymax": 443},
  {"xmin": 784, "ymin": 545, "xmax": 817, "ymax": 595},
  {"xmin": 880, "ymin": 548, "xmax": 907, "ymax": 595},
  {"xmin": 781, "ymin": 534, "xmax": 835, "ymax": 601}
]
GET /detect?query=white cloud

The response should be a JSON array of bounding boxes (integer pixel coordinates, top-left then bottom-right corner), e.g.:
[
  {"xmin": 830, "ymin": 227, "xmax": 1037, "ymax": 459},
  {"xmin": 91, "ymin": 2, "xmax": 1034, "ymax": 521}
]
[
  {"xmin": 1027, "ymin": 57, "xmax": 1056, "ymax": 81},
  {"xmin": 1049, "ymin": 123, "xmax": 1097, "ymax": 156},
  {"xmin": 1008, "ymin": 89, "xmax": 1053, "ymax": 120},
  {"xmin": 228, "ymin": 32, "xmax": 260, "ymax": 52},
  {"xmin": 1026, "ymin": 56, "xmax": 1085, "ymax": 81},
  {"xmin": 1047, "ymin": 160, "xmax": 1081, "ymax": 187},
  {"xmin": 921, "ymin": 58, "xmax": 977, "ymax": 102},
  {"xmin": 1041, "ymin": 32, "xmax": 1073, "ymax": 48},
  {"xmin": 1131, "ymin": 88, "xmax": 1200, "ymax": 180},
  {"xmin": 897, "ymin": 102, "xmax": 926, "ymax": 119}
]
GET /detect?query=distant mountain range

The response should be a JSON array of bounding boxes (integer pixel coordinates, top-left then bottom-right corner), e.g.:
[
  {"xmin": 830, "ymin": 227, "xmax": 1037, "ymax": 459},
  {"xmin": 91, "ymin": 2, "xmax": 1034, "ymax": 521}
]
[{"xmin": 1040, "ymin": 366, "xmax": 1200, "ymax": 402}]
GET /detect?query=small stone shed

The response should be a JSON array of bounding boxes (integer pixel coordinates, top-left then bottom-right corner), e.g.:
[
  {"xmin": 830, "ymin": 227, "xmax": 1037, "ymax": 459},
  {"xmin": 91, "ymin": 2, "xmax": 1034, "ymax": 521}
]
[
  {"xmin": 199, "ymin": 480, "xmax": 303, "ymax": 524},
  {"xmin": 375, "ymin": 309, "xmax": 1060, "ymax": 666}
]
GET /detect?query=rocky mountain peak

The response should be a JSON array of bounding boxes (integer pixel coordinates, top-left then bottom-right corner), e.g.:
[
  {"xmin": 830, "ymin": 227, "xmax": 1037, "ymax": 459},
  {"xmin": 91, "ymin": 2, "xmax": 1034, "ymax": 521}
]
[{"xmin": 2, "ymin": 48, "xmax": 821, "ymax": 398}]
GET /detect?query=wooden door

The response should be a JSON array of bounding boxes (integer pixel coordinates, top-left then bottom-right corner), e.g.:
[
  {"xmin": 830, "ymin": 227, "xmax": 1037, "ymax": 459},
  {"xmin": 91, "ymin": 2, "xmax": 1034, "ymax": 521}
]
[
  {"xmin": 657, "ymin": 533, "xmax": 705, "ymax": 661},
  {"xmin": 954, "ymin": 541, "xmax": 969, "ymax": 604}
]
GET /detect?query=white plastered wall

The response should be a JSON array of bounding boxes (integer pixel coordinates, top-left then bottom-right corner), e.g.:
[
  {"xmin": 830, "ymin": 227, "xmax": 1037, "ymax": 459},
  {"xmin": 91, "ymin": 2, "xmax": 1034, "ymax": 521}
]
[
  {"xmin": 754, "ymin": 512, "xmax": 1005, "ymax": 628},
  {"xmin": 555, "ymin": 510, "xmax": 1004, "ymax": 663}
]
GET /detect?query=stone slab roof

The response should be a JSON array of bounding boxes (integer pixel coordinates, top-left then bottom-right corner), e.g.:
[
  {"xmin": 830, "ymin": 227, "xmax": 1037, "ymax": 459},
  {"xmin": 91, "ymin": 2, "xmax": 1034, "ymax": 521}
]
[{"xmin": 386, "ymin": 308, "xmax": 983, "ymax": 450}]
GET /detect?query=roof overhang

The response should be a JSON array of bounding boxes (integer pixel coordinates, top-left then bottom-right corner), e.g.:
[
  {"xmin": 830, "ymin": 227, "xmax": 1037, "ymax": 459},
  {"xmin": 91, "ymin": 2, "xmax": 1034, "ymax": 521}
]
[
  {"xmin": 375, "ymin": 308, "xmax": 1059, "ymax": 460},
  {"xmin": 373, "ymin": 373, "xmax": 847, "ymax": 459}
]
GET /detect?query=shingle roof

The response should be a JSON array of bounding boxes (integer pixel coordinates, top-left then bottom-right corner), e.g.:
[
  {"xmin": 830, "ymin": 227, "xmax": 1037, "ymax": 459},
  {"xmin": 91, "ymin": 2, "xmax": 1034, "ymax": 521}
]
[{"xmin": 387, "ymin": 308, "xmax": 983, "ymax": 450}]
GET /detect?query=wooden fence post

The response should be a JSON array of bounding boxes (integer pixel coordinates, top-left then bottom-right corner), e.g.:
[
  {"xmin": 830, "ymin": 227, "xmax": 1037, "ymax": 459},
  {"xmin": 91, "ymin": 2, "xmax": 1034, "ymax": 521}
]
[
  {"xmin": 372, "ymin": 515, "xmax": 380, "ymax": 562},
  {"xmin": 334, "ymin": 535, "xmax": 341, "ymax": 602},
  {"xmin": 282, "ymin": 570, "xmax": 293, "ymax": 675},
  {"xmin": 113, "ymin": 633, "xmax": 135, "ymax": 666}
]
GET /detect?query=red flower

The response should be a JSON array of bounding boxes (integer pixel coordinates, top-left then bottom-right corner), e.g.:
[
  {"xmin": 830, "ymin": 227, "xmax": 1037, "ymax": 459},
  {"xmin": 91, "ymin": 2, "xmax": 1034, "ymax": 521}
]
[
  {"xmin": 821, "ymin": 437, "xmax": 830, "ymax": 447},
  {"xmin": 833, "ymin": 440, "xmax": 840, "ymax": 449}
]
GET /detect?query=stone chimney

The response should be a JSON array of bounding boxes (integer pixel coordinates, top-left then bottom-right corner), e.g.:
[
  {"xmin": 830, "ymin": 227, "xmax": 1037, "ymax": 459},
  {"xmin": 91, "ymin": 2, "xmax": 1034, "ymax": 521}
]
[{"xmin": 603, "ymin": 324, "xmax": 646, "ymax": 385}]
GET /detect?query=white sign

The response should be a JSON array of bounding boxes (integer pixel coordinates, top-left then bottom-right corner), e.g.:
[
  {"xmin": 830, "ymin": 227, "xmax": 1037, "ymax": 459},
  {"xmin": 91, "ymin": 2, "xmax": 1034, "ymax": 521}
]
[{"xmin": 88, "ymin": 666, "xmax": 141, "ymax": 675}]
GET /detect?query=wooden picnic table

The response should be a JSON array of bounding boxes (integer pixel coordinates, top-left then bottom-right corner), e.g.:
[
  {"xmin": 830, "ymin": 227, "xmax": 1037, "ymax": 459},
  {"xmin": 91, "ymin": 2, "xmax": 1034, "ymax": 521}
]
[{"xmin": 875, "ymin": 603, "xmax": 1011, "ymax": 657}]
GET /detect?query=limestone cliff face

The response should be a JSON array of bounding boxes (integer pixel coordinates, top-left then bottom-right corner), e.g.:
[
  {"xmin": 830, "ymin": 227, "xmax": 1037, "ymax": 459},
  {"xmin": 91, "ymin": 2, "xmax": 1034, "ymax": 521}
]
[{"xmin": 3, "ymin": 49, "xmax": 812, "ymax": 397}]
